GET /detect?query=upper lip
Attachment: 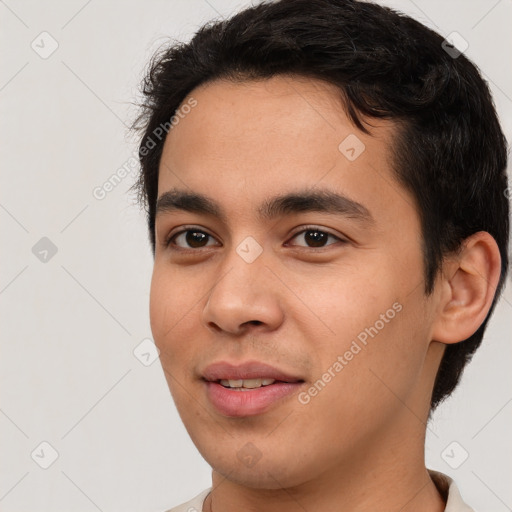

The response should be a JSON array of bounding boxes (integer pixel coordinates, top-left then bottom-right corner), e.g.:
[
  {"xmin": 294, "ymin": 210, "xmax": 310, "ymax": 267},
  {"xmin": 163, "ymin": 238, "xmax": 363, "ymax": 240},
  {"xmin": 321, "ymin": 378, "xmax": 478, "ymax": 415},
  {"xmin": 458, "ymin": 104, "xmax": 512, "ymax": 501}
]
[{"xmin": 202, "ymin": 361, "xmax": 304, "ymax": 383}]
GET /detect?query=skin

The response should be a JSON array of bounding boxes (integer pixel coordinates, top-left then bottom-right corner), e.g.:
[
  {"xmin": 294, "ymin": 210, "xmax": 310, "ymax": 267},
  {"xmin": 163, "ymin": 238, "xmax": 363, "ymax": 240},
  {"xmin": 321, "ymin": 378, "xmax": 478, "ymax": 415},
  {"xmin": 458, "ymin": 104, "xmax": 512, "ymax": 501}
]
[{"xmin": 149, "ymin": 75, "xmax": 502, "ymax": 512}]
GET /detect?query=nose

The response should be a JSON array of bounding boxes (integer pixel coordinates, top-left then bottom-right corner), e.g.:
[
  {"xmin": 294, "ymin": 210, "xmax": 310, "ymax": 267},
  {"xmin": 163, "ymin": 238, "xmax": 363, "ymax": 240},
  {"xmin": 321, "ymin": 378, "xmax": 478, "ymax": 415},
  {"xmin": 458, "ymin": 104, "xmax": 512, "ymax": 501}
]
[{"xmin": 201, "ymin": 249, "xmax": 284, "ymax": 336}]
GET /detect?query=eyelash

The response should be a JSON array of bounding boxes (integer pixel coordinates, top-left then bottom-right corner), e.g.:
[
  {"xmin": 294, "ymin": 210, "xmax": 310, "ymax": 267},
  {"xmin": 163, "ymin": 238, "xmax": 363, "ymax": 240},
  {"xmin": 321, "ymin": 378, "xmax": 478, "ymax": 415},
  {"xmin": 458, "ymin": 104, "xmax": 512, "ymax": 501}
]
[{"xmin": 164, "ymin": 225, "xmax": 346, "ymax": 251}]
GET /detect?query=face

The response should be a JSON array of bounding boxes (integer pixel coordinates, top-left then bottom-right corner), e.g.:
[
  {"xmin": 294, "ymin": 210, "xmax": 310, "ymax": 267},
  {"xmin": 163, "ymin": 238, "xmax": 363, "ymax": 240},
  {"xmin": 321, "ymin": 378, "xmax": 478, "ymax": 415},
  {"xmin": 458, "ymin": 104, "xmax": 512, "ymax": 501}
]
[{"xmin": 150, "ymin": 75, "xmax": 443, "ymax": 489}]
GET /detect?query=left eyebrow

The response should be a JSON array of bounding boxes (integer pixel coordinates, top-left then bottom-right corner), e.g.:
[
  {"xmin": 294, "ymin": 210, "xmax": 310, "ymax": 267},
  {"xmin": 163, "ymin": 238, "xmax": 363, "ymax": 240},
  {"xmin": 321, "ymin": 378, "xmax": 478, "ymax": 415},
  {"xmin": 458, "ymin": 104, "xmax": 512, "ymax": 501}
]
[{"xmin": 155, "ymin": 187, "xmax": 375, "ymax": 226}]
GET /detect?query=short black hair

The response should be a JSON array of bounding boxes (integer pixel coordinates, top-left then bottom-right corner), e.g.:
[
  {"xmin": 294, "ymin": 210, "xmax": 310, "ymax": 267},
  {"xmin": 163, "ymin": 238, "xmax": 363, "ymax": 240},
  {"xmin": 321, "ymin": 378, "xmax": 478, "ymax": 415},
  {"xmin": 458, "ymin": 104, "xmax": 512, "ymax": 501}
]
[{"xmin": 131, "ymin": 0, "xmax": 510, "ymax": 411}]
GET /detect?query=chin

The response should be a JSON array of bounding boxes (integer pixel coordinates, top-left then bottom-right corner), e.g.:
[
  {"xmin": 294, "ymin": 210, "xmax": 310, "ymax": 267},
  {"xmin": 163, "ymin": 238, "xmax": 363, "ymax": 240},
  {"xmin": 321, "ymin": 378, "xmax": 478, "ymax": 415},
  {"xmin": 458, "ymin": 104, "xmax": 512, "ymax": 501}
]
[{"xmin": 197, "ymin": 440, "xmax": 313, "ymax": 490}]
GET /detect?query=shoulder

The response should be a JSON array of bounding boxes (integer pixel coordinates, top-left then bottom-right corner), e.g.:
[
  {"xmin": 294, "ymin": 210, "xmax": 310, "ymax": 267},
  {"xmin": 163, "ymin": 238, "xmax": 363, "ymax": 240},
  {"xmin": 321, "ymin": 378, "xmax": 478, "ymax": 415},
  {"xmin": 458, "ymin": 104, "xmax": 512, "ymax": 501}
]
[{"xmin": 162, "ymin": 488, "xmax": 211, "ymax": 512}]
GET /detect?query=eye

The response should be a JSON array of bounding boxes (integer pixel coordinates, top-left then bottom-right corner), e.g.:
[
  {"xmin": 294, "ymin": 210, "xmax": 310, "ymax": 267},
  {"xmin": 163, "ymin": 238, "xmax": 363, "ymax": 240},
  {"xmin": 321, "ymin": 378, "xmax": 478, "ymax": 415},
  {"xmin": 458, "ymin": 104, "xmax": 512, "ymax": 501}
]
[
  {"xmin": 164, "ymin": 225, "xmax": 346, "ymax": 251},
  {"xmin": 165, "ymin": 228, "xmax": 219, "ymax": 250},
  {"xmin": 286, "ymin": 226, "xmax": 345, "ymax": 248}
]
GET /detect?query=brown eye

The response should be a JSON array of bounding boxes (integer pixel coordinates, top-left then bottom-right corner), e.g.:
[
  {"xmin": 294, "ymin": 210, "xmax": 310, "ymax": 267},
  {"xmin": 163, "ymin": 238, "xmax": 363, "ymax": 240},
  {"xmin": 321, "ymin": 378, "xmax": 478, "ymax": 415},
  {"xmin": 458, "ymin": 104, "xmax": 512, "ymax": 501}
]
[
  {"xmin": 288, "ymin": 227, "xmax": 344, "ymax": 248},
  {"xmin": 167, "ymin": 229, "xmax": 219, "ymax": 249}
]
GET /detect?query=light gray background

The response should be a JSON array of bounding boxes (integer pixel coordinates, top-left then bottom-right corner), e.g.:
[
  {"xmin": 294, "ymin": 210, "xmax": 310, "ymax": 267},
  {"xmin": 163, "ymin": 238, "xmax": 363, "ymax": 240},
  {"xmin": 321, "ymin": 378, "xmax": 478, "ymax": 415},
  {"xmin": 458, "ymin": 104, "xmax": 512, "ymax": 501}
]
[{"xmin": 1, "ymin": 1, "xmax": 511, "ymax": 511}]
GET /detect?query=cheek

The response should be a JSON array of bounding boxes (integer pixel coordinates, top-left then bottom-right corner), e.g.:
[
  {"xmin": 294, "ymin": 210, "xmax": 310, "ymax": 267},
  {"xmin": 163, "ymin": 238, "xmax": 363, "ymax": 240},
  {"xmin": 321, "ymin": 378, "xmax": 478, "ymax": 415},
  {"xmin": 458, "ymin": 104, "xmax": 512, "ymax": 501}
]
[
  {"xmin": 298, "ymin": 264, "xmax": 396, "ymax": 344},
  {"xmin": 149, "ymin": 264, "xmax": 210, "ymax": 381},
  {"xmin": 149, "ymin": 269, "xmax": 197, "ymax": 406},
  {"xmin": 149, "ymin": 270, "xmax": 170, "ymax": 344},
  {"xmin": 300, "ymin": 260, "xmax": 427, "ymax": 400},
  {"xmin": 149, "ymin": 266, "xmax": 190, "ymax": 352}
]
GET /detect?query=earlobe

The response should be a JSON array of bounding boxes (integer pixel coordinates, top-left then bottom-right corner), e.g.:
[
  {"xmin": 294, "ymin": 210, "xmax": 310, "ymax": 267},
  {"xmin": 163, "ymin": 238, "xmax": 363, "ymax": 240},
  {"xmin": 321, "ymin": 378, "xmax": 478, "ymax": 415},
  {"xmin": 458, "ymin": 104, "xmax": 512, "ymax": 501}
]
[{"xmin": 431, "ymin": 231, "xmax": 502, "ymax": 345}]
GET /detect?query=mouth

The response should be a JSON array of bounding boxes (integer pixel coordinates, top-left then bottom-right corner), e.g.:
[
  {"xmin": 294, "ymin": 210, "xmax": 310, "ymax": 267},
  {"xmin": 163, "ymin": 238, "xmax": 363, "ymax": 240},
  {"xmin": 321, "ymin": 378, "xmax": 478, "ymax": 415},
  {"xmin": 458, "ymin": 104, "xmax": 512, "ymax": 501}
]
[
  {"xmin": 202, "ymin": 360, "xmax": 304, "ymax": 383},
  {"xmin": 201, "ymin": 361, "xmax": 305, "ymax": 417},
  {"xmin": 217, "ymin": 378, "xmax": 279, "ymax": 390}
]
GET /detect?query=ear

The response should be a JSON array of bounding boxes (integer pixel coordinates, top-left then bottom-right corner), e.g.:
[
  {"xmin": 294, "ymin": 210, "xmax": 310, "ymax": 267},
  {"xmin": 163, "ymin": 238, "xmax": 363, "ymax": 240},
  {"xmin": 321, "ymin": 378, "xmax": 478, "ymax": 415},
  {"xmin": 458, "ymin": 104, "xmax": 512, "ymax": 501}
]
[{"xmin": 431, "ymin": 231, "xmax": 502, "ymax": 344}]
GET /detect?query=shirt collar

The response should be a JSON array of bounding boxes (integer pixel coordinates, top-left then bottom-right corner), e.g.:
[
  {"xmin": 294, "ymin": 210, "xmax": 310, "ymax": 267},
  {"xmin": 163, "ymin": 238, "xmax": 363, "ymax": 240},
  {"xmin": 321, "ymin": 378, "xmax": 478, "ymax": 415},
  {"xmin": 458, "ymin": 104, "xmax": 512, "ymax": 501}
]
[
  {"xmin": 170, "ymin": 469, "xmax": 476, "ymax": 512},
  {"xmin": 428, "ymin": 469, "xmax": 476, "ymax": 512}
]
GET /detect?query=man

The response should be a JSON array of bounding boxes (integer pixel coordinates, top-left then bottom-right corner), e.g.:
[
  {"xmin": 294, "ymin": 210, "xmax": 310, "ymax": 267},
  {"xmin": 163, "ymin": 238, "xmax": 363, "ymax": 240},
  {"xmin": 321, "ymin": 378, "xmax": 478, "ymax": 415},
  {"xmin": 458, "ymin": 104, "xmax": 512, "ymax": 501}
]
[{"xmin": 131, "ymin": 0, "xmax": 509, "ymax": 510}]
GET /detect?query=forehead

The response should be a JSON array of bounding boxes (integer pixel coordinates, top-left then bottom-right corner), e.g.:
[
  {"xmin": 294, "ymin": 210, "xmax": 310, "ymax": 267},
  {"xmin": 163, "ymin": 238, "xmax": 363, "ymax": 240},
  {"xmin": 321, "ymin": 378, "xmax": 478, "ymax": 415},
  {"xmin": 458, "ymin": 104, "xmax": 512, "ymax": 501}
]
[
  {"xmin": 161, "ymin": 74, "xmax": 385, "ymax": 168},
  {"xmin": 157, "ymin": 75, "xmax": 409, "ymax": 226}
]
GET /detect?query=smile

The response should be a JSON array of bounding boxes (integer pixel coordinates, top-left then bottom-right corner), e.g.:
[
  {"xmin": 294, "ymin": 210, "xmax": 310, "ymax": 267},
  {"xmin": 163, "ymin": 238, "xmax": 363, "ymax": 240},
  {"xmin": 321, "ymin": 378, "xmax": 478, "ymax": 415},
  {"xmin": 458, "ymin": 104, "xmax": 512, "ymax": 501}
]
[
  {"xmin": 201, "ymin": 360, "xmax": 305, "ymax": 416},
  {"xmin": 219, "ymin": 378, "xmax": 276, "ymax": 389}
]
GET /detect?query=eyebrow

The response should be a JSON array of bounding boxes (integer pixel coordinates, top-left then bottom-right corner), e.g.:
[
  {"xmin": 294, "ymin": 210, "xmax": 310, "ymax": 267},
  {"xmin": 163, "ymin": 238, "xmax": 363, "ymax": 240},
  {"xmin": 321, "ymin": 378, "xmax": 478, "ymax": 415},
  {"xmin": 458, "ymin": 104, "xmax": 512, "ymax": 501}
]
[{"xmin": 155, "ymin": 187, "xmax": 374, "ymax": 225}]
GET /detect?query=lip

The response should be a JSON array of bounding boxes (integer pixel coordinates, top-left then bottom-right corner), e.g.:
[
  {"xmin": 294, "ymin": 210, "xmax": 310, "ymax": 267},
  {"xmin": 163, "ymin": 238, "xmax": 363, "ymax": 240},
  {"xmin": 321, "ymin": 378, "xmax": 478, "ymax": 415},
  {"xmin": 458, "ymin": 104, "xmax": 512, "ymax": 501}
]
[
  {"xmin": 202, "ymin": 360, "xmax": 303, "ymax": 383},
  {"xmin": 201, "ymin": 361, "xmax": 305, "ymax": 417}
]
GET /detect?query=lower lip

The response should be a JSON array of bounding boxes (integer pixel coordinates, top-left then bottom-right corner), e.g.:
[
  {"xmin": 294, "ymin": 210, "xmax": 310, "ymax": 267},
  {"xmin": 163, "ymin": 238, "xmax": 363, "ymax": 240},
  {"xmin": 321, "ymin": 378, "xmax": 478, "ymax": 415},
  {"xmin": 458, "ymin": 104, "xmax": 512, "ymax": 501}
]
[{"xmin": 204, "ymin": 381, "xmax": 303, "ymax": 417}]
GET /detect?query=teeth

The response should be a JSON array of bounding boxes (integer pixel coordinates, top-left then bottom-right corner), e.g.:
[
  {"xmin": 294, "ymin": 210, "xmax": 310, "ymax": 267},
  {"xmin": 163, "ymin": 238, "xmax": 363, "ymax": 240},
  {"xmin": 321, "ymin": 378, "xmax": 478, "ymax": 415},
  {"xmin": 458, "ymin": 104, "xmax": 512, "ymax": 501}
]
[
  {"xmin": 241, "ymin": 378, "xmax": 263, "ymax": 389},
  {"xmin": 219, "ymin": 378, "xmax": 276, "ymax": 389}
]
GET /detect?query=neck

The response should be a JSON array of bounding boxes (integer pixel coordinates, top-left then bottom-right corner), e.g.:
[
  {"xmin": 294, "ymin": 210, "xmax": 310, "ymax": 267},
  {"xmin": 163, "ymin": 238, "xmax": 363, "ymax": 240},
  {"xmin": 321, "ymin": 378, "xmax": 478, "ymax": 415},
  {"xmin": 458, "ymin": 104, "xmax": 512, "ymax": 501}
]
[{"xmin": 205, "ymin": 415, "xmax": 446, "ymax": 512}]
